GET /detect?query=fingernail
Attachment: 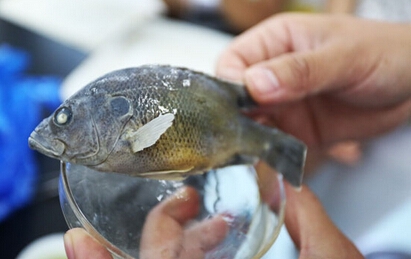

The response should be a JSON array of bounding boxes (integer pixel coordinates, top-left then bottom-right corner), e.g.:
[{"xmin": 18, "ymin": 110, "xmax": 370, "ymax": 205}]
[
  {"xmin": 163, "ymin": 187, "xmax": 200, "ymax": 223},
  {"xmin": 171, "ymin": 187, "xmax": 191, "ymax": 202},
  {"xmin": 164, "ymin": 188, "xmax": 191, "ymax": 216},
  {"xmin": 64, "ymin": 231, "xmax": 75, "ymax": 259},
  {"xmin": 285, "ymin": 181, "xmax": 303, "ymax": 194},
  {"xmin": 246, "ymin": 68, "xmax": 280, "ymax": 95}
]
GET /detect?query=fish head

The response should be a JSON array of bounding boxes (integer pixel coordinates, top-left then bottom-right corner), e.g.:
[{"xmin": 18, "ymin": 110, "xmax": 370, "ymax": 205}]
[
  {"xmin": 28, "ymin": 87, "xmax": 134, "ymax": 166},
  {"xmin": 28, "ymin": 94, "xmax": 101, "ymax": 165}
]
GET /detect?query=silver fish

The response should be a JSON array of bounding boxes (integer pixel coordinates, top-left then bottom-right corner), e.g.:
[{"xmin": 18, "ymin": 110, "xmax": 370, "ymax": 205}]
[{"xmin": 28, "ymin": 65, "xmax": 306, "ymax": 186}]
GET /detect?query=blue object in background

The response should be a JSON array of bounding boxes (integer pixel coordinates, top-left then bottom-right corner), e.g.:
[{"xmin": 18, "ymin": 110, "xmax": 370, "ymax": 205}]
[{"xmin": 0, "ymin": 44, "xmax": 61, "ymax": 222}]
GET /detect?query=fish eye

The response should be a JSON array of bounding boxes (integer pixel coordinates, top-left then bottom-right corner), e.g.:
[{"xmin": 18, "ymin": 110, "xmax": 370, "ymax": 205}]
[{"xmin": 53, "ymin": 107, "xmax": 72, "ymax": 126}]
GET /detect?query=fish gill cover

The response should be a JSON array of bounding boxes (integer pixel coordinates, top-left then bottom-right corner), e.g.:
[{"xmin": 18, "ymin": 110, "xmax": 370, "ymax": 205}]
[{"xmin": 0, "ymin": 44, "xmax": 61, "ymax": 222}]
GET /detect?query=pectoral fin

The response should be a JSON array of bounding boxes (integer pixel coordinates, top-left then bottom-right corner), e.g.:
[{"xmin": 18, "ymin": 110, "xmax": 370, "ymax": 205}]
[{"xmin": 127, "ymin": 113, "xmax": 175, "ymax": 153}]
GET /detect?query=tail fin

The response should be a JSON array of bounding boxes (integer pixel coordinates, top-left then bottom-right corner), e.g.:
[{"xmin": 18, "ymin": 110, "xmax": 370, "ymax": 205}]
[{"xmin": 263, "ymin": 132, "xmax": 307, "ymax": 187}]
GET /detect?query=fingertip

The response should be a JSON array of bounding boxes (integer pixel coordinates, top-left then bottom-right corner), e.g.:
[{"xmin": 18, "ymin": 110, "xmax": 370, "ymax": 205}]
[
  {"xmin": 64, "ymin": 228, "xmax": 112, "ymax": 259},
  {"xmin": 284, "ymin": 183, "xmax": 323, "ymax": 219},
  {"xmin": 160, "ymin": 187, "xmax": 200, "ymax": 224},
  {"xmin": 291, "ymin": 185, "xmax": 303, "ymax": 193},
  {"xmin": 215, "ymin": 47, "xmax": 247, "ymax": 83},
  {"xmin": 209, "ymin": 215, "xmax": 230, "ymax": 243},
  {"xmin": 284, "ymin": 183, "xmax": 312, "ymax": 203},
  {"xmin": 244, "ymin": 64, "xmax": 306, "ymax": 105},
  {"xmin": 64, "ymin": 229, "xmax": 75, "ymax": 259},
  {"xmin": 192, "ymin": 215, "xmax": 230, "ymax": 250},
  {"xmin": 284, "ymin": 183, "xmax": 364, "ymax": 257},
  {"xmin": 328, "ymin": 141, "xmax": 363, "ymax": 166},
  {"xmin": 283, "ymin": 183, "xmax": 327, "ymax": 248}
]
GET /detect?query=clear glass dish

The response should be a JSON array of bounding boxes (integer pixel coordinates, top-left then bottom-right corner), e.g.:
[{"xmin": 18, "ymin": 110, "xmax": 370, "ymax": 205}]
[{"xmin": 59, "ymin": 162, "xmax": 285, "ymax": 259}]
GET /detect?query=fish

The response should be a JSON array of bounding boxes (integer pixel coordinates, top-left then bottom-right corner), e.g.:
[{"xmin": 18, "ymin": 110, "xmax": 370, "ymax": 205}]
[{"xmin": 28, "ymin": 65, "xmax": 306, "ymax": 187}]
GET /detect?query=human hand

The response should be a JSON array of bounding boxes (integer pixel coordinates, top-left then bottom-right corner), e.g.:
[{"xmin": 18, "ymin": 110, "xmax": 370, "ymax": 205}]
[
  {"xmin": 139, "ymin": 187, "xmax": 228, "ymax": 258},
  {"xmin": 64, "ymin": 165, "xmax": 364, "ymax": 259},
  {"xmin": 256, "ymin": 162, "xmax": 364, "ymax": 259},
  {"xmin": 283, "ymin": 181, "xmax": 364, "ymax": 259},
  {"xmin": 217, "ymin": 13, "xmax": 411, "ymax": 149},
  {"xmin": 63, "ymin": 187, "xmax": 228, "ymax": 259}
]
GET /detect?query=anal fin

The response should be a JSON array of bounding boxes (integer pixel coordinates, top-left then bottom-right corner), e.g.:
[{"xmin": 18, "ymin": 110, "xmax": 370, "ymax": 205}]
[{"xmin": 137, "ymin": 166, "xmax": 194, "ymax": 180}]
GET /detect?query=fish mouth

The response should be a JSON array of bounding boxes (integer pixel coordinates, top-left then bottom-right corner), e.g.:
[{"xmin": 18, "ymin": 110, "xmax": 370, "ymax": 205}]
[{"xmin": 28, "ymin": 131, "xmax": 66, "ymax": 158}]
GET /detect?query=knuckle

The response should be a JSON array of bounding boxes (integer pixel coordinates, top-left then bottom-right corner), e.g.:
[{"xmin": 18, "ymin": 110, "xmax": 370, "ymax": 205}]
[{"xmin": 287, "ymin": 55, "xmax": 314, "ymax": 92}]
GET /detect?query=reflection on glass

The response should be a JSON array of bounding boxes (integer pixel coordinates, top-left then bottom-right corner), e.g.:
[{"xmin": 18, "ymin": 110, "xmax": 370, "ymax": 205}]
[{"xmin": 59, "ymin": 162, "xmax": 285, "ymax": 259}]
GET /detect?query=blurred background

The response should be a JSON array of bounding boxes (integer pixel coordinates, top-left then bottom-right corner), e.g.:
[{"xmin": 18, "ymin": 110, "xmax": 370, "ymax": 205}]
[{"xmin": 0, "ymin": 0, "xmax": 410, "ymax": 258}]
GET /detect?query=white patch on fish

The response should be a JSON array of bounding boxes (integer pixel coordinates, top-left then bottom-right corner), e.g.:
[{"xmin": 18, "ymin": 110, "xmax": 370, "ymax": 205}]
[
  {"xmin": 126, "ymin": 113, "xmax": 175, "ymax": 153},
  {"xmin": 183, "ymin": 79, "xmax": 191, "ymax": 87}
]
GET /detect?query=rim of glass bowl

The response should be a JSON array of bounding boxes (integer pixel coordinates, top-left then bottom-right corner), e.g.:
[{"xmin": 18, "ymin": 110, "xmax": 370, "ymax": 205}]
[
  {"xmin": 255, "ymin": 173, "xmax": 285, "ymax": 259},
  {"xmin": 60, "ymin": 161, "xmax": 132, "ymax": 259},
  {"xmin": 59, "ymin": 161, "xmax": 286, "ymax": 259}
]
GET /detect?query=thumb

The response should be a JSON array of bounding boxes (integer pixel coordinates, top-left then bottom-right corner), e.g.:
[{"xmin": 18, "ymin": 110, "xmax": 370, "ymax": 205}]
[
  {"xmin": 284, "ymin": 184, "xmax": 364, "ymax": 258},
  {"xmin": 244, "ymin": 44, "xmax": 356, "ymax": 105},
  {"xmin": 64, "ymin": 228, "xmax": 112, "ymax": 259}
]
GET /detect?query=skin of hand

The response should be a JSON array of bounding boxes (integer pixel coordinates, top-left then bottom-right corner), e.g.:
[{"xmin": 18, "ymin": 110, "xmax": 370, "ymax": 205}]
[
  {"xmin": 139, "ymin": 187, "xmax": 228, "ymax": 259},
  {"xmin": 63, "ymin": 187, "xmax": 228, "ymax": 259},
  {"xmin": 283, "ymin": 178, "xmax": 364, "ymax": 258},
  {"xmin": 63, "ymin": 14, "xmax": 408, "ymax": 259},
  {"xmin": 255, "ymin": 162, "xmax": 364, "ymax": 258},
  {"xmin": 63, "ymin": 168, "xmax": 364, "ymax": 259},
  {"xmin": 216, "ymin": 13, "xmax": 411, "ymax": 150}
]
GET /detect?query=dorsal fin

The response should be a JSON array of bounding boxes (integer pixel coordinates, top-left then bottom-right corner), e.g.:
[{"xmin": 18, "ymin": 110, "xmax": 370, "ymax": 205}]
[{"xmin": 179, "ymin": 66, "xmax": 257, "ymax": 109}]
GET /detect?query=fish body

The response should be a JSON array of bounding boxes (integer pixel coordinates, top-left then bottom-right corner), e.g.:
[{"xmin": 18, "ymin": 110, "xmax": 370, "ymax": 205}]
[{"xmin": 29, "ymin": 65, "xmax": 306, "ymax": 186}]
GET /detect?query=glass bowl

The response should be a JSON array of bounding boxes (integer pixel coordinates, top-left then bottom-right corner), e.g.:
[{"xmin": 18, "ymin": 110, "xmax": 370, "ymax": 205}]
[{"xmin": 59, "ymin": 162, "xmax": 285, "ymax": 259}]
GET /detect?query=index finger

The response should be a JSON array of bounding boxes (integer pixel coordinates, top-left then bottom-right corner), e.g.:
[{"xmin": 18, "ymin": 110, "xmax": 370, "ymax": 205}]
[
  {"xmin": 284, "ymin": 183, "xmax": 364, "ymax": 258},
  {"xmin": 140, "ymin": 187, "xmax": 200, "ymax": 258},
  {"xmin": 216, "ymin": 16, "xmax": 290, "ymax": 82},
  {"xmin": 216, "ymin": 13, "xmax": 325, "ymax": 81},
  {"xmin": 140, "ymin": 187, "xmax": 228, "ymax": 259}
]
